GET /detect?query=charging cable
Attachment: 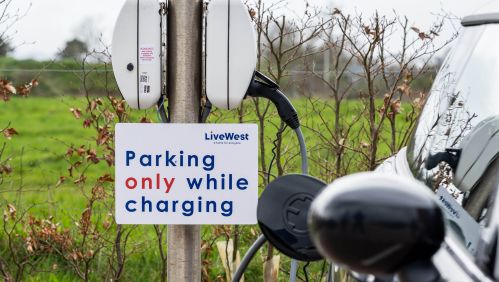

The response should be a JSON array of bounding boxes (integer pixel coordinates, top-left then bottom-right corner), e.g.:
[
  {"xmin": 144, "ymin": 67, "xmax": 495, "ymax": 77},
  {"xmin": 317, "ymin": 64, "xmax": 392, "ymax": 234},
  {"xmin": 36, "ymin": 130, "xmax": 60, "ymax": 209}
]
[
  {"xmin": 232, "ymin": 76, "xmax": 309, "ymax": 280},
  {"xmin": 232, "ymin": 126, "xmax": 308, "ymax": 282}
]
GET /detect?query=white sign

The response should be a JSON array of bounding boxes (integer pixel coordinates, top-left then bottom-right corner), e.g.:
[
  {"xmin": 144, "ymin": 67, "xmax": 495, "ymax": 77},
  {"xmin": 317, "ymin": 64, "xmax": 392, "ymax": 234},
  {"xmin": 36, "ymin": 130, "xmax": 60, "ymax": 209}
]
[
  {"xmin": 436, "ymin": 186, "xmax": 480, "ymax": 255},
  {"xmin": 115, "ymin": 123, "xmax": 258, "ymax": 225}
]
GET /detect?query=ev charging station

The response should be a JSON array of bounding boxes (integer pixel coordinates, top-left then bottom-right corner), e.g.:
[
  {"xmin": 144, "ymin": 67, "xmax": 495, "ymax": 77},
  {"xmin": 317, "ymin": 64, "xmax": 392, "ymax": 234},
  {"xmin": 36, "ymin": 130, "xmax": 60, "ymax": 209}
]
[
  {"xmin": 112, "ymin": 0, "xmax": 323, "ymax": 281},
  {"xmin": 113, "ymin": 0, "xmax": 262, "ymax": 224},
  {"xmin": 112, "ymin": 0, "xmax": 257, "ymax": 111},
  {"xmin": 112, "ymin": 0, "xmax": 162, "ymax": 109},
  {"xmin": 205, "ymin": 0, "xmax": 257, "ymax": 109}
]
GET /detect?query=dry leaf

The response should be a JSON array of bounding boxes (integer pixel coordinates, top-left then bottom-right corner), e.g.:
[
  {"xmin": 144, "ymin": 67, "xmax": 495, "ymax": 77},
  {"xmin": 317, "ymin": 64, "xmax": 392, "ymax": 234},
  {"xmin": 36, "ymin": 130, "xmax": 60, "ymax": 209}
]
[
  {"xmin": 410, "ymin": 27, "xmax": 420, "ymax": 33},
  {"xmin": 98, "ymin": 174, "xmax": 114, "ymax": 183},
  {"xmin": 74, "ymin": 175, "xmax": 87, "ymax": 185},
  {"xmin": 76, "ymin": 146, "xmax": 86, "ymax": 156},
  {"xmin": 83, "ymin": 119, "xmax": 92, "ymax": 128},
  {"xmin": 390, "ymin": 100, "xmax": 402, "ymax": 114},
  {"xmin": 3, "ymin": 128, "xmax": 18, "ymax": 139},
  {"xmin": 0, "ymin": 165, "xmax": 13, "ymax": 175},
  {"xmin": 249, "ymin": 8, "xmax": 256, "ymax": 19},
  {"xmin": 56, "ymin": 176, "xmax": 66, "ymax": 187},
  {"xmin": 7, "ymin": 204, "xmax": 16, "ymax": 220},
  {"xmin": 4, "ymin": 83, "xmax": 16, "ymax": 94},
  {"xmin": 140, "ymin": 117, "xmax": 152, "ymax": 123},
  {"xmin": 66, "ymin": 147, "xmax": 74, "ymax": 157},
  {"xmin": 70, "ymin": 108, "xmax": 82, "ymax": 119}
]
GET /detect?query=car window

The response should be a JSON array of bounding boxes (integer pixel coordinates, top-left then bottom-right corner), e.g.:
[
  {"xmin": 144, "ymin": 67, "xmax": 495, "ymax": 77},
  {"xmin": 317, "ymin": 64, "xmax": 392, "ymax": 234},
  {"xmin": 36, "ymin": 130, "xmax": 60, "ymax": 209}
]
[
  {"xmin": 407, "ymin": 25, "xmax": 485, "ymax": 184},
  {"xmin": 407, "ymin": 24, "xmax": 499, "ymax": 255}
]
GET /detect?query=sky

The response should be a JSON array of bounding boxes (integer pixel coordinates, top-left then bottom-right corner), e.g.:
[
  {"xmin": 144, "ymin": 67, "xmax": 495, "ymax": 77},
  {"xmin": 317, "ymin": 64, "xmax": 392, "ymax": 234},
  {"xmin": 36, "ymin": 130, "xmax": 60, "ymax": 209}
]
[{"xmin": 6, "ymin": 0, "xmax": 496, "ymax": 60}]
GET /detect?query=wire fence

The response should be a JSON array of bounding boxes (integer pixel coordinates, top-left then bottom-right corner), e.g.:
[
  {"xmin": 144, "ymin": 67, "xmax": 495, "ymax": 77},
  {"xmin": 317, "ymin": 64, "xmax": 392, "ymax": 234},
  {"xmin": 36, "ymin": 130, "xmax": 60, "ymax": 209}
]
[{"xmin": 0, "ymin": 68, "xmax": 113, "ymax": 73}]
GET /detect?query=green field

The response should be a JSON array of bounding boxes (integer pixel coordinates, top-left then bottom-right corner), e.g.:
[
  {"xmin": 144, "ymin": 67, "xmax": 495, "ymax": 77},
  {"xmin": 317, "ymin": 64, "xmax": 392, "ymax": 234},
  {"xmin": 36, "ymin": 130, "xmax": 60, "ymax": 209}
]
[{"xmin": 0, "ymin": 95, "xmax": 412, "ymax": 281}]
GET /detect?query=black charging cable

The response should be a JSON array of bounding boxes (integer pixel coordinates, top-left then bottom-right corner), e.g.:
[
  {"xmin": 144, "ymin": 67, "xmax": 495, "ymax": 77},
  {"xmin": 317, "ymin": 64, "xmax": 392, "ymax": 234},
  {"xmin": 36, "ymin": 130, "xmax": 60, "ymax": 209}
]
[{"xmin": 201, "ymin": 71, "xmax": 299, "ymax": 129}]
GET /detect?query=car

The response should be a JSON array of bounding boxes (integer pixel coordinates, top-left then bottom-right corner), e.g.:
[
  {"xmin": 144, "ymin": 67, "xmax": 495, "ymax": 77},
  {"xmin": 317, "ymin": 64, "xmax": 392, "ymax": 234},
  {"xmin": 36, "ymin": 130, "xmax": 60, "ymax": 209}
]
[{"xmin": 308, "ymin": 3, "xmax": 499, "ymax": 282}]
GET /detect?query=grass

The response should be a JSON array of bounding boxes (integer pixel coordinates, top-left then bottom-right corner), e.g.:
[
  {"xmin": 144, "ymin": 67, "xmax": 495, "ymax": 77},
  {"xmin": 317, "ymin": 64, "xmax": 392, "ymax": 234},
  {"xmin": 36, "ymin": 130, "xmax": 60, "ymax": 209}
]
[
  {"xmin": 0, "ymin": 95, "xmax": 413, "ymax": 281},
  {"xmin": 0, "ymin": 96, "xmax": 168, "ymax": 281}
]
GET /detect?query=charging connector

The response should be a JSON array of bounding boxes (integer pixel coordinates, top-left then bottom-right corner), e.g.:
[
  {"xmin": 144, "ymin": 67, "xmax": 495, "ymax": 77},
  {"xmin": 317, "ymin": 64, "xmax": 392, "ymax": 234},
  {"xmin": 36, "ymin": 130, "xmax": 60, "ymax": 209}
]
[{"xmin": 246, "ymin": 71, "xmax": 300, "ymax": 130}]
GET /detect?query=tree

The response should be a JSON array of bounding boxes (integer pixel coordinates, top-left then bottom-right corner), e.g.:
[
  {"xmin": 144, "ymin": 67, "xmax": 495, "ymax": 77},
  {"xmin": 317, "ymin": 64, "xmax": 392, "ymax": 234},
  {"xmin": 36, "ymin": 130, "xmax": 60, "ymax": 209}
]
[
  {"xmin": 0, "ymin": 36, "xmax": 13, "ymax": 56},
  {"xmin": 0, "ymin": 0, "xmax": 31, "ymax": 57},
  {"xmin": 72, "ymin": 16, "xmax": 103, "ymax": 51},
  {"xmin": 57, "ymin": 38, "xmax": 88, "ymax": 60}
]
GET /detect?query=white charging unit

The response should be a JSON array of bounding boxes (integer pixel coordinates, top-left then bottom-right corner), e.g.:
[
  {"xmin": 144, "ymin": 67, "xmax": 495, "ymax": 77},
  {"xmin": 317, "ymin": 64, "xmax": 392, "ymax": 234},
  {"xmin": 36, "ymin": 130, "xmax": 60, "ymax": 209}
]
[
  {"xmin": 206, "ymin": 0, "xmax": 258, "ymax": 110},
  {"xmin": 112, "ymin": 0, "xmax": 162, "ymax": 109}
]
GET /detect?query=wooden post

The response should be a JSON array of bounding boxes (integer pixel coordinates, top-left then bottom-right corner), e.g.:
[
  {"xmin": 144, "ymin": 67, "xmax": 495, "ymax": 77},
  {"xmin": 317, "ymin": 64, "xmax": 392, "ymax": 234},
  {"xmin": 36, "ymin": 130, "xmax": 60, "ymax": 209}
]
[{"xmin": 167, "ymin": 0, "xmax": 202, "ymax": 281}]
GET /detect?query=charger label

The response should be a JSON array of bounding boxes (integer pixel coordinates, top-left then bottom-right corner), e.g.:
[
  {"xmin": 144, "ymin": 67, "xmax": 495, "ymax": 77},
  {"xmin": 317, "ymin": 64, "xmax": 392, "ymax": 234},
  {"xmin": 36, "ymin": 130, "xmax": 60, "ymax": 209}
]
[
  {"xmin": 139, "ymin": 45, "xmax": 155, "ymax": 64},
  {"xmin": 115, "ymin": 123, "xmax": 258, "ymax": 224}
]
